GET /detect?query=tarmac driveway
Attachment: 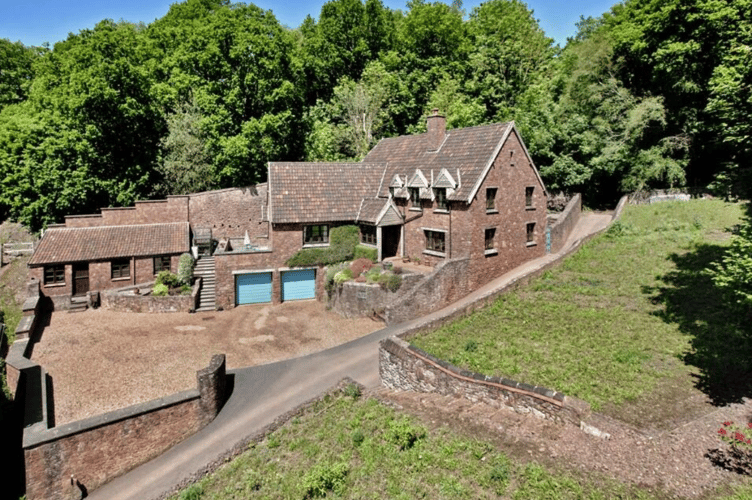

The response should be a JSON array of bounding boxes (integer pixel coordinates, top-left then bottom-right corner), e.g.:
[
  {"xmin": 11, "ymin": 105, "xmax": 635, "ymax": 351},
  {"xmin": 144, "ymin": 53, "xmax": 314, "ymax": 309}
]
[{"xmin": 30, "ymin": 300, "xmax": 381, "ymax": 425}]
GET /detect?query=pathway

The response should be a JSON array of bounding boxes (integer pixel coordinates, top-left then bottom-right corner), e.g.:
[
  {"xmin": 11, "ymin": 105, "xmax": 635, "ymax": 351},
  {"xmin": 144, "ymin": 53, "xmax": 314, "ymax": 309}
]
[{"xmin": 88, "ymin": 213, "xmax": 612, "ymax": 500}]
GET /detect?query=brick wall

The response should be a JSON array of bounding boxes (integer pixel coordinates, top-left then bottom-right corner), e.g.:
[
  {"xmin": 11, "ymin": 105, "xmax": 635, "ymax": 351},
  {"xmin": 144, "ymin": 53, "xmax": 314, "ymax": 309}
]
[
  {"xmin": 32, "ymin": 254, "xmax": 183, "ymax": 310},
  {"xmin": 100, "ymin": 278, "xmax": 201, "ymax": 313},
  {"xmin": 64, "ymin": 197, "xmax": 189, "ymax": 228},
  {"xmin": 380, "ymin": 336, "xmax": 591, "ymax": 426},
  {"xmin": 18, "ymin": 355, "xmax": 226, "ymax": 500},
  {"xmin": 189, "ymin": 185, "xmax": 269, "ymax": 244}
]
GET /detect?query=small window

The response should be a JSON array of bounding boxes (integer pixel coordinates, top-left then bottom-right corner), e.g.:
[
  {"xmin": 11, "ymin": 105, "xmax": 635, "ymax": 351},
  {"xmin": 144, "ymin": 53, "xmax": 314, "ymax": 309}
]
[
  {"xmin": 111, "ymin": 259, "xmax": 130, "ymax": 279},
  {"xmin": 44, "ymin": 265, "xmax": 65, "ymax": 285},
  {"xmin": 434, "ymin": 188, "xmax": 447, "ymax": 210},
  {"xmin": 389, "ymin": 186, "xmax": 395, "ymax": 198},
  {"xmin": 360, "ymin": 225, "xmax": 376, "ymax": 245},
  {"xmin": 526, "ymin": 222, "xmax": 536, "ymax": 244},
  {"xmin": 485, "ymin": 228, "xmax": 496, "ymax": 250},
  {"xmin": 409, "ymin": 187, "xmax": 422, "ymax": 210},
  {"xmin": 425, "ymin": 230, "xmax": 446, "ymax": 253},
  {"xmin": 486, "ymin": 188, "xmax": 497, "ymax": 211},
  {"xmin": 525, "ymin": 186, "xmax": 535, "ymax": 208},
  {"xmin": 154, "ymin": 255, "xmax": 171, "ymax": 274},
  {"xmin": 304, "ymin": 225, "xmax": 329, "ymax": 245}
]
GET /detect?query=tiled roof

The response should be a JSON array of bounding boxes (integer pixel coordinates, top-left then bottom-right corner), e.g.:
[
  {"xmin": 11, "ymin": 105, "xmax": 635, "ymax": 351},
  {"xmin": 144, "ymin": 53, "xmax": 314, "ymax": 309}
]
[
  {"xmin": 356, "ymin": 198, "xmax": 388, "ymax": 224},
  {"xmin": 364, "ymin": 122, "xmax": 513, "ymax": 202},
  {"xmin": 29, "ymin": 222, "xmax": 190, "ymax": 265},
  {"xmin": 269, "ymin": 162, "xmax": 387, "ymax": 223}
]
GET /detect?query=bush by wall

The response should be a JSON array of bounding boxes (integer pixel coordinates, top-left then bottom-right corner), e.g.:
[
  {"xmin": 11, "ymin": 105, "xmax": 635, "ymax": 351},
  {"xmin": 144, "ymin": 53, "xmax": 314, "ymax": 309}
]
[
  {"xmin": 286, "ymin": 225, "xmax": 360, "ymax": 267},
  {"xmin": 353, "ymin": 245, "xmax": 377, "ymax": 262},
  {"xmin": 178, "ymin": 253, "xmax": 194, "ymax": 284}
]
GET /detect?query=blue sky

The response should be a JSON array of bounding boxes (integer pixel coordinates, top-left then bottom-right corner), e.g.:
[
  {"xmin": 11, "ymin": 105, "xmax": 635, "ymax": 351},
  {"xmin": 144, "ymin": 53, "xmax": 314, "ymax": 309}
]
[{"xmin": 1, "ymin": 0, "xmax": 616, "ymax": 48}]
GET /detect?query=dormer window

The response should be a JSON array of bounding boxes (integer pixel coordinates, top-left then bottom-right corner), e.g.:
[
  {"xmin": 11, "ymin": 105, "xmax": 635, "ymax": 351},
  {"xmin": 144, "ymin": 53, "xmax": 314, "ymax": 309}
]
[{"xmin": 434, "ymin": 188, "xmax": 447, "ymax": 211}]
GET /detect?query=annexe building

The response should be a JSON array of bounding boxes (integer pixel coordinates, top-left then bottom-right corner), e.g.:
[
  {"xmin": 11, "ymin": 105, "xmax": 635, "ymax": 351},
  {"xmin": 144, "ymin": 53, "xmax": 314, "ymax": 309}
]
[{"xmin": 29, "ymin": 110, "xmax": 547, "ymax": 311}]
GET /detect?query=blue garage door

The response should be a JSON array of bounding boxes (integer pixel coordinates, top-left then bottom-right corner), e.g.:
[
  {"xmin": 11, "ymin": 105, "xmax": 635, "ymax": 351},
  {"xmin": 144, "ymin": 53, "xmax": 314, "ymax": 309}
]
[
  {"xmin": 236, "ymin": 273, "xmax": 272, "ymax": 305},
  {"xmin": 281, "ymin": 269, "xmax": 316, "ymax": 301}
]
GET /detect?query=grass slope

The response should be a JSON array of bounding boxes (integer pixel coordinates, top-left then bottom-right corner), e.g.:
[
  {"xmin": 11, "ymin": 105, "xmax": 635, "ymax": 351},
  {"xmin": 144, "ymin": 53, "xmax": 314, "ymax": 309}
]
[
  {"xmin": 171, "ymin": 388, "xmax": 658, "ymax": 500},
  {"xmin": 412, "ymin": 200, "xmax": 746, "ymax": 416}
]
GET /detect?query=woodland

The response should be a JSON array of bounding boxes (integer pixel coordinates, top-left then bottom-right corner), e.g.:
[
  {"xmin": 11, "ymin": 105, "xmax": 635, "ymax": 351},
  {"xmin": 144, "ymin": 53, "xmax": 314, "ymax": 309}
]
[{"xmin": 0, "ymin": 0, "xmax": 750, "ymax": 231}]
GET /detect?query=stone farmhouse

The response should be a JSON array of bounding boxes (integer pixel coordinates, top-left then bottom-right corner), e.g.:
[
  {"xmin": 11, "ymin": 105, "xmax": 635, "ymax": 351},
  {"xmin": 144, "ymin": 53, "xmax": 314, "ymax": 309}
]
[{"xmin": 28, "ymin": 110, "xmax": 548, "ymax": 312}]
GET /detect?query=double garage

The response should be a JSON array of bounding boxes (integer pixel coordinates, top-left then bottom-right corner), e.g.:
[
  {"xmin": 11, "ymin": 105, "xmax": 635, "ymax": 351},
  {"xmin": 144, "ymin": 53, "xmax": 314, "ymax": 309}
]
[{"xmin": 235, "ymin": 268, "xmax": 317, "ymax": 305}]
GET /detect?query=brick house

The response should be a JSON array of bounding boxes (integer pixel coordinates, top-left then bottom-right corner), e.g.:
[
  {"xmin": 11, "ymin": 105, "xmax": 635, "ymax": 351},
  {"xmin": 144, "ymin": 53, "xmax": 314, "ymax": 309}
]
[{"xmin": 28, "ymin": 110, "xmax": 547, "ymax": 311}]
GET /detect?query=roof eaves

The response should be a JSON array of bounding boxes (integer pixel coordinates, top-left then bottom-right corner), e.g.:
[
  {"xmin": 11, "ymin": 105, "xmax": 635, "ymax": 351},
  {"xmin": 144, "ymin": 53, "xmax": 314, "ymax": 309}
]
[{"xmin": 466, "ymin": 122, "xmax": 513, "ymax": 204}]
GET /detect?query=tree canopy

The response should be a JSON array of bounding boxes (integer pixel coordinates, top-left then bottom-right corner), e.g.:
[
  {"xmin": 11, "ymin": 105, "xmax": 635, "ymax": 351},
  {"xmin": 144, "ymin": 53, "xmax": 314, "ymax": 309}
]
[{"xmin": 0, "ymin": 0, "xmax": 750, "ymax": 229}]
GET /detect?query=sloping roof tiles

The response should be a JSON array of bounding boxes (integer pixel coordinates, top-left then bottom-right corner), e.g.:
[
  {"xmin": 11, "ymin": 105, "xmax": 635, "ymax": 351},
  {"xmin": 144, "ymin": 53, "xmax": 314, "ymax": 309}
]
[
  {"xmin": 269, "ymin": 162, "xmax": 386, "ymax": 223},
  {"xmin": 29, "ymin": 222, "xmax": 190, "ymax": 265}
]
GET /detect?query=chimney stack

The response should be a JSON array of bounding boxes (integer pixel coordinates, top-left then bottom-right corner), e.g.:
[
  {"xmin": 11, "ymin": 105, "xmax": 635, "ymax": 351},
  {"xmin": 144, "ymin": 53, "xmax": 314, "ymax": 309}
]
[{"xmin": 426, "ymin": 108, "xmax": 446, "ymax": 152}]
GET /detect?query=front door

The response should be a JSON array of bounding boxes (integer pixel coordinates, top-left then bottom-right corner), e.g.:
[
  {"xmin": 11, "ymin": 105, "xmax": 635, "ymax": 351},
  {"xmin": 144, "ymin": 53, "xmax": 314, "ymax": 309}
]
[
  {"xmin": 73, "ymin": 263, "xmax": 89, "ymax": 296},
  {"xmin": 381, "ymin": 225, "xmax": 401, "ymax": 259}
]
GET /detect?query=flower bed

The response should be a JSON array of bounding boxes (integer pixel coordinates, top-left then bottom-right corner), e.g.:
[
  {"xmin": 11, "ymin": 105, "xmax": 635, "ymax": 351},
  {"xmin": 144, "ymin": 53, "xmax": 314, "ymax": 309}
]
[{"xmin": 100, "ymin": 278, "xmax": 201, "ymax": 313}]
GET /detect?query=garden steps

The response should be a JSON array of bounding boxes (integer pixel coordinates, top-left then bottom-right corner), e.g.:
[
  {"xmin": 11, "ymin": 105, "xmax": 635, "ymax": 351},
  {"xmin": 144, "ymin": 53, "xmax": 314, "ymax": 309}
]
[{"xmin": 195, "ymin": 256, "xmax": 216, "ymax": 312}]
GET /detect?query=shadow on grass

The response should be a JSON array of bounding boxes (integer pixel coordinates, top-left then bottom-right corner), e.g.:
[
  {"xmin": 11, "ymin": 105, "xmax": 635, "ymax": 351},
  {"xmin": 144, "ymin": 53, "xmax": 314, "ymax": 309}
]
[{"xmin": 646, "ymin": 243, "xmax": 752, "ymax": 406}]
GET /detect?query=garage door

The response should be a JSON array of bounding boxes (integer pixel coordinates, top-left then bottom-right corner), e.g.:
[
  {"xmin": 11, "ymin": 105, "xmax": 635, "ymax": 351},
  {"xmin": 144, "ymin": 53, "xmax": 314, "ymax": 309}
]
[
  {"xmin": 236, "ymin": 273, "xmax": 272, "ymax": 305},
  {"xmin": 281, "ymin": 269, "xmax": 316, "ymax": 301}
]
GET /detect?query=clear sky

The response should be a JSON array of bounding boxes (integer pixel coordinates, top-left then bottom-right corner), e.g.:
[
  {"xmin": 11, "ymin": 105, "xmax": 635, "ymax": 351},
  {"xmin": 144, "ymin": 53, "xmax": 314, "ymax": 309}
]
[{"xmin": 1, "ymin": 0, "xmax": 616, "ymax": 49}]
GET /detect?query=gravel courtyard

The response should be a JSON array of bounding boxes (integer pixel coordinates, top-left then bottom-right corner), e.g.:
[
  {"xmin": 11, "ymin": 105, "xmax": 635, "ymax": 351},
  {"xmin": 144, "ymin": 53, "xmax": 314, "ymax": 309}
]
[{"xmin": 30, "ymin": 301, "xmax": 382, "ymax": 425}]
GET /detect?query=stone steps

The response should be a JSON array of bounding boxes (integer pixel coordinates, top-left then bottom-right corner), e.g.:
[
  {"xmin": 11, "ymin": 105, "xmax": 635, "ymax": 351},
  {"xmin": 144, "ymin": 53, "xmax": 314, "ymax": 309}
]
[{"xmin": 195, "ymin": 256, "xmax": 216, "ymax": 312}]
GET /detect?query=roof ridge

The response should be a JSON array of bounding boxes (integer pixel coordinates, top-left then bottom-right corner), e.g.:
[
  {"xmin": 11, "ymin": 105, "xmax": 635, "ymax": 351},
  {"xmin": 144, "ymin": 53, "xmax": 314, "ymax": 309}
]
[{"xmin": 51, "ymin": 221, "xmax": 189, "ymax": 232}]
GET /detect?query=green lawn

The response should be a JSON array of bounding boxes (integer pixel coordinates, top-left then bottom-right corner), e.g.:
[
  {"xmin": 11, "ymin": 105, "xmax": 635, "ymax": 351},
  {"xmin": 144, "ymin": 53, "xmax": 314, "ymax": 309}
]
[
  {"xmin": 412, "ymin": 200, "xmax": 747, "ymax": 413},
  {"xmin": 170, "ymin": 387, "xmax": 660, "ymax": 500}
]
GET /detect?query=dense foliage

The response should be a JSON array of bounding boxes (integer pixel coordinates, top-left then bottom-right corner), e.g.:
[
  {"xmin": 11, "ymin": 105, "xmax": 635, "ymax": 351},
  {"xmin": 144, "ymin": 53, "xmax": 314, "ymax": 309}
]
[{"xmin": 1, "ymin": 0, "xmax": 750, "ymax": 229}]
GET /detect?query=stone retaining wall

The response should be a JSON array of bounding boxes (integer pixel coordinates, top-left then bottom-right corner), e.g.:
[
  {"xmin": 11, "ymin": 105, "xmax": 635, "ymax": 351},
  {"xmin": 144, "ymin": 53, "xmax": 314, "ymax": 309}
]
[
  {"xmin": 547, "ymin": 193, "xmax": 582, "ymax": 254},
  {"xmin": 10, "ymin": 347, "xmax": 226, "ymax": 500},
  {"xmin": 328, "ymin": 273, "xmax": 423, "ymax": 318},
  {"xmin": 100, "ymin": 278, "xmax": 201, "ymax": 313},
  {"xmin": 384, "ymin": 258, "xmax": 471, "ymax": 325},
  {"xmin": 380, "ymin": 337, "xmax": 590, "ymax": 425}
]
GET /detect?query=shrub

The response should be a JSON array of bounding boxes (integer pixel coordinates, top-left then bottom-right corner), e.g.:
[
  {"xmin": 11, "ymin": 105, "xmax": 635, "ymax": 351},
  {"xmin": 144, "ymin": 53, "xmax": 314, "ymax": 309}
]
[
  {"xmin": 302, "ymin": 462, "xmax": 349, "ymax": 498},
  {"xmin": 365, "ymin": 266, "xmax": 382, "ymax": 283},
  {"xmin": 153, "ymin": 283, "xmax": 169, "ymax": 296},
  {"xmin": 350, "ymin": 258, "xmax": 373, "ymax": 277},
  {"xmin": 333, "ymin": 269, "xmax": 353, "ymax": 285},
  {"xmin": 708, "ymin": 224, "xmax": 752, "ymax": 313},
  {"xmin": 378, "ymin": 272, "xmax": 402, "ymax": 292},
  {"xmin": 325, "ymin": 262, "xmax": 348, "ymax": 293},
  {"xmin": 344, "ymin": 382, "xmax": 361, "ymax": 399},
  {"xmin": 286, "ymin": 225, "xmax": 360, "ymax": 267},
  {"xmin": 155, "ymin": 270, "xmax": 180, "ymax": 288},
  {"xmin": 353, "ymin": 244, "xmax": 377, "ymax": 262},
  {"xmin": 180, "ymin": 284, "xmax": 192, "ymax": 295},
  {"xmin": 387, "ymin": 417, "xmax": 425, "ymax": 450},
  {"xmin": 177, "ymin": 253, "xmax": 194, "ymax": 285},
  {"xmin": 351, "ymin": 429, "xmax": 365, "ymax": 447}
]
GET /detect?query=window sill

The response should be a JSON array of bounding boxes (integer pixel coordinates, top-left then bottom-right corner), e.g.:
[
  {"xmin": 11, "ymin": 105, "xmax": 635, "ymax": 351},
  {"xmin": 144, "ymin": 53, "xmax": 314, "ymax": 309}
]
[
  {"xmin": 423, "ymin": 249, "xmax": 446, "ymax": 258},
  {"xmin": 408, "ymin": 207, "xmax": 423, "ymax": 212},
  {"xmin": 526, "ymin": 242, "xmax": 537, "ymax": 247},
  {"xmin": 433, "ymin": 209, "xmax": 449, "ymax": 214},
  {"xmin": 360, "ymin": 242, "xmax": 377, "ymax": 248},
  {"xmin": 43, "ymin": 282, "xmax": 66, "ymax": 288},
  {"xmin": 486, "ymin": 209, "xmax": 499, "ymax": 214},
  {"xmin": 112, "ymin": 277, "xmax": 131, "ymax": 282},
  {"xmin": 484, "ymin": 249, "xmax": 498, "ymax": 256},
  {"xmin": 525, "ymin": 207, "xmax": 536, "ymax": 211},
  {"xmin": 302, "ymin": 243, "xmax": 330, "ymax": 249}
]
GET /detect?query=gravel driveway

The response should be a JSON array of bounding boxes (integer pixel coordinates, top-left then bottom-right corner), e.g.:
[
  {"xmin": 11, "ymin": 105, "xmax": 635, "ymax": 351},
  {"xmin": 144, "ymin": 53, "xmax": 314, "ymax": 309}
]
[{"xmin": 30, "ymin": 301, "xmax": 381, "ymax": 425}]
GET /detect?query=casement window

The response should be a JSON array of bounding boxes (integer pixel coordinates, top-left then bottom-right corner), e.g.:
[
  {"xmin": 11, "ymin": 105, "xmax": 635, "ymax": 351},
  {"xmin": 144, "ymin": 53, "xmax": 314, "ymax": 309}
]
[
  {"xmin": 434, "ymin": 188, "xmax": 447, "ymax": 211},
  {"xmin": 409, "ymin": 187, "xmax": 421, "ymax": 211},
  {"xmin": 525, "ymin": 186, "xmax": 535, "ymax": 208},
  {"xmin": 44, "ymin": 265, "xmax": 65, "ymax": 285},
  {"xmin": 425, "ymin": 230, "xmax": 446, "ymax": 254},
  {"xmin": 485, "ymin": 228, "xmax": 496, "ymax": 251},
  {"xmin": 304, "ymin": 224, "xmax": 329, "ymax": 245},
  {"xmin": 526, "ymin": 222, "xmax": 536, "ymax": 244},
  {"xmin": 111, "ymin": 259, "xmax": 131, "ymax": 279},
  {"xmin": 486, "ymin": 188, "xmax": 497, "ymax": 212},
  {"xmin": 154, "ymin": 255, "xmax": 171, "ymax": 274},
  {"xmin": 360, "ymin": 225, "xmax": 376, "ymax": 245}
]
